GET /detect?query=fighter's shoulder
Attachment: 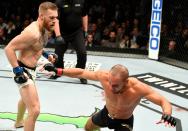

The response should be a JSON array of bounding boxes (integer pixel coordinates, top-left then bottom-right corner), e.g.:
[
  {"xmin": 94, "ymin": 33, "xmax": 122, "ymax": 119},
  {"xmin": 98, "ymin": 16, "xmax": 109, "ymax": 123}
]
[
  {"xmin": 95, "ymin": 70, "xmax": 109, "ymax": 79},
  {"xmin": 129, "ymin": 77, "xmax": 151, "ymax": 91},
  {"xmin": 129, "ymin": 77, "xmax": 139, "ymax": 83},
  {"xmin": 129, "ymin": 77, "xmax": 143, "ymax": 88},
  {"xmin": 21, "ymin": 21, "xmax": 40, "ymax": 39}
]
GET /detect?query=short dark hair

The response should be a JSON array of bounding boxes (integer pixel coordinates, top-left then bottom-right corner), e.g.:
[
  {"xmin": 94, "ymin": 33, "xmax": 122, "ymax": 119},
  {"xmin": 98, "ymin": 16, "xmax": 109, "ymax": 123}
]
[{"xmin": 38, "ymin": 2, "xmax": 58, "ymax": 14}]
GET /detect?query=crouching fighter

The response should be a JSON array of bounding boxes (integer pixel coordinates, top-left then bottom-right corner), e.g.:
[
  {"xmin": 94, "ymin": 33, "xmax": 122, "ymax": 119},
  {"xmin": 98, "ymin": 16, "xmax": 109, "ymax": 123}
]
[{"xmin": 43, "ymin": 63, "xmax": 176, "ymax": 131}]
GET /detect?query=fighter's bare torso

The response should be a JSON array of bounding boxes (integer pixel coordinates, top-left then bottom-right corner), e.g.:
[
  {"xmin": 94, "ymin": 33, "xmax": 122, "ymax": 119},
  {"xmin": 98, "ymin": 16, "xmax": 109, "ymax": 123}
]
[
  {"xmin": 18, "ymin": 21, "xmax": 49, "ymax": 67},
  {"xmin": 100, "ymin": 73, "xmax": 143, "ymax": 119}
]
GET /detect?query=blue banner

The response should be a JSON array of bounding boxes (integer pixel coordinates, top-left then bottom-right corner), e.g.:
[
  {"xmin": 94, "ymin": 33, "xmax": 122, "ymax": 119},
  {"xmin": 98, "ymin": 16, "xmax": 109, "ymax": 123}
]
[{"xmin": 148, "ymin": 0, "xmax": 163, "ymax": 60}]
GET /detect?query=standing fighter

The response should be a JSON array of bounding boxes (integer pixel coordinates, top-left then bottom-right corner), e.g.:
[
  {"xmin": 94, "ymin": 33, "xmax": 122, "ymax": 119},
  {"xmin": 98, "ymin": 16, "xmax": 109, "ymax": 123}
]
[
  {"xmin": 43, "ymin": 64, "xmax": 176, "ymax": 131},
  {"xmin": 52, "ymin": 0, "xmax": 89, "ymax": 84},
  {"xmin": 4, "ymin": 2, "xmax": 58, "ymax": 131}
]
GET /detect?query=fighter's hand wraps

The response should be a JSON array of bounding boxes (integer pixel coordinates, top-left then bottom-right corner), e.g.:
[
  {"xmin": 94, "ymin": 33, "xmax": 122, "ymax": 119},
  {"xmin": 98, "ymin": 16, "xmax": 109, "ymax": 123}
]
[
  {"xmin": 13, "ymin": 66, "xmax": 27, "ymax": 84},
  {"xmin": 161, "ymin": 114, "xmax": 176, "ymax": 126},
  {"xmin": 44, "ymin": 63, "xmax": 63, "ymax": 76},
  {"xmin": 55, "ymin": 35, "xmax": 65, "ymax": 45}
]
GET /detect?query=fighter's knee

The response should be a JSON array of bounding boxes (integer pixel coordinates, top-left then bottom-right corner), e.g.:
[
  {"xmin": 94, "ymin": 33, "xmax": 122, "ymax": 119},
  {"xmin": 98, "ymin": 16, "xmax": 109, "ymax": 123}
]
[
  {"xmin": 34, "ymin": 106, "xmax": 40, "ymax": 116},
  {"xmin": 29, "ymin": 105, "xmax": 40, "ymax": 118},
  {"xmin": 84, "ymin": 118, "xmax": 99, "ymax": 131}
]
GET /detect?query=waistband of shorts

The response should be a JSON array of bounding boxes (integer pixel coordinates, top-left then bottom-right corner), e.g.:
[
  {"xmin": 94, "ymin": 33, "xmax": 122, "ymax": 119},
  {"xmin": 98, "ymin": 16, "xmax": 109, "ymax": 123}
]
[
  {"xmin": 105, "ymin": 106, "xmax": 133, "ymax": 120},
  {"xmin": 18, "ymin": 61, "xmax": 36, "ymax": 71}
]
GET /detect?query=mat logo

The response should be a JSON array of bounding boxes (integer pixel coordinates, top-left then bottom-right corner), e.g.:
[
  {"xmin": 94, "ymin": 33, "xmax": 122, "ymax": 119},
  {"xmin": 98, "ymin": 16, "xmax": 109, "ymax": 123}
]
[
  {"xmin": 134, "ymin": 73, "xmax": 188, "ymax": 99},
  {"xmin": 0, "ymin": 108, "xmax": 99, "ymax": 129}
]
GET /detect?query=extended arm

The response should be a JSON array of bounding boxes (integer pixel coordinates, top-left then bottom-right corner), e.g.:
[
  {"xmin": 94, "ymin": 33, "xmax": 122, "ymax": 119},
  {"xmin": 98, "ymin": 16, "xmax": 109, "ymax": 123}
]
[
  {"xmin": 43, "ymin": 63, "xmax": 102, "ymax": 81},
  {"xmin": 138, "ymin": 80, "xmax": 176, "ymax": 127},
  {"xmin": 144, "ymin": 87, "xmax": 172, "ymax": 115}
]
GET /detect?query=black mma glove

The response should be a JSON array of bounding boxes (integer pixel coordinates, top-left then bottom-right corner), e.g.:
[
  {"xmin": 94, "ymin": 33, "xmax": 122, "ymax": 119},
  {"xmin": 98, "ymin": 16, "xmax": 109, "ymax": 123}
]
[
  {"xmin": 55, "ymin": 35, "xmax": 65, "ymax": 45},
  {"xmin": 161, "ymin": 114, "xmax": 176, "ymax": 126},
  {"xmin": 44, "ymin": 63, "xmax": 63, "ymax": 76},
  {"xmin": 13, "ymin": 66, "xmax": 28, "ymax": 84}
]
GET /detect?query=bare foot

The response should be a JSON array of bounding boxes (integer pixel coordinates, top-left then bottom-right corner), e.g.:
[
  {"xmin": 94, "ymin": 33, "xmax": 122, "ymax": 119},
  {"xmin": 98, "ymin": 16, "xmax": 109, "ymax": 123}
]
[{"xmin": 14, "ymin": 121, "xmax": 24, "ymax": 128}]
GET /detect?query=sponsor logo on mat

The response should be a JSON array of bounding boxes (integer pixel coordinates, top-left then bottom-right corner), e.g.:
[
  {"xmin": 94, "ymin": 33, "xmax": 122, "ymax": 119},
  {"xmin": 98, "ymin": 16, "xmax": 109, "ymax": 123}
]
[{"xmin": 134, "ymin": 73, "xmax": 188, "ymax": 99}]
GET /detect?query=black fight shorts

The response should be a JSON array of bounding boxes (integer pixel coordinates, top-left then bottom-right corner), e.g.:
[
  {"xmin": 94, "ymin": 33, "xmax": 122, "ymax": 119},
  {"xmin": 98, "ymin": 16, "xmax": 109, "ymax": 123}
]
[{"xmin": 92, "ymin": 106, "xmax": 134, "ymax": 131}]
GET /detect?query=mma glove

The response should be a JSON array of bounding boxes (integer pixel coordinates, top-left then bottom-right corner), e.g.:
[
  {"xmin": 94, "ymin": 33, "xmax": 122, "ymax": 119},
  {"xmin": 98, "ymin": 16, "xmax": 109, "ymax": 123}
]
[
  {"xmin": 161, "ymin": 114, "xmax": 176, "ymax": 126},
  {"xmin": 44, "ymin": 63, "xmax": 63, "ymax": 76},
  {"xmin": 13, "ymin": 66, "xmax": 28, "ymax": 84},
  {"xmin": 55, "ymin": 35, "xmax": 65, "ymax": 45}
]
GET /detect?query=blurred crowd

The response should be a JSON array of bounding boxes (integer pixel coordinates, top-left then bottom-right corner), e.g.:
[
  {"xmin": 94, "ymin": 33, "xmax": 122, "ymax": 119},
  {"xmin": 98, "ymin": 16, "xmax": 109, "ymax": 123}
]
[{"xmin": 0, "ymin": 0, "xmax": 188, "ymax": 56}]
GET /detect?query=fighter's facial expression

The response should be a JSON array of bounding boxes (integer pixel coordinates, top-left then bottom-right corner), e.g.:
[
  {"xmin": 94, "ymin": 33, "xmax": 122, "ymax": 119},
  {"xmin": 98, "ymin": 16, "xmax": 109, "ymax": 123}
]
[
  {"xmin": 43, "ymin": 9, "xmax": 58, "ymax": 31},
  {"xmin": 108, "ymin": 73, "xmax": 125, "ymax": 94}
]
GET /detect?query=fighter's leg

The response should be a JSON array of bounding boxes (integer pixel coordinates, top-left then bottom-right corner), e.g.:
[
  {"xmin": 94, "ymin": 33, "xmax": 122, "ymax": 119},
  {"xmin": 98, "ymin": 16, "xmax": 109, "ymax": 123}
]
[
  {"xmin": 114, "ymin": 115, "xmax": 134, "ymax": 131},
  {"xmin": 85, "ymin": 117, "xmax": 100, "ymax": 131},
  {"xmin": 19, "ymin": 83, "xmax": 40, "ymax": 131},
  {"xmin": 14, "ymin": 99, "xmax": 26, "ymax": 128},
  {"xmin": 71, "ymin": 29, "xmax": 87, "ymax": 83},
  {"xmin": 54, "ymin": 43, "xmax": 68, "ymax": 68},
  {"xmin": 85, "ymin": 107, "xmax": 108, "ymax": 131},
  {"xmin": 71, "ymin": 29, "xmax": 87, "ymax": 69}
]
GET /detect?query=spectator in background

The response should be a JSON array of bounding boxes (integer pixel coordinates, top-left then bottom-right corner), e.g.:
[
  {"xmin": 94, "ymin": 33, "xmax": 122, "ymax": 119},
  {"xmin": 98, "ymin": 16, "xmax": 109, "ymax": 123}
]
[
  {"xmin": 22, "ymin": 20, "xmax": 31, "ymax": 29},
  {"xmin": 108, "ymin": 20, "xmax": 117, "ymax": 31},
  {"xmin": 132, "ymin": 18, "xmax": 140, "ymax": 29},
  {"xmin": 101, "ymin": 27, "xmax": 110, "ymax": 41},
  {"xmin": 0, "ymin": 28, "xmax": 6, "ymax": 45},
  {"xmin": 168, "ymin": 40, "xmax": 176, "ymax": 52},
  {"xmin": 0, "ymin": 17, "xmax": 7, "ymax": 30},
  {"xmin": 5, "ymin": 21, "xmax": 16, "ymax": 40},
  {"xmin": 101, "ymin": 30, "xmax": 117, "ymax": 48},
  {"xmin": 174, "ymin": 22, "xmax": 183, "ymax": 36},
  {"xmin": 175, "ymin": 27, "xmax": 188, "ymax": 53},
  {"xmin": 90, "ymin": 23, "xmax": 102, "ymax": 46},
  {"xmin": 85, "ymin": 33, "xmax": 94, "ymax": 47},
  {"xmin": 122, "ymin": 20, "xmax": 131, "ymax": 34},
  {"xmin": 118, "ymin": 33, "xmax": 130, "ymax": 48},
  {"xmin": 116, "ymin": 26, "xmax": 124, "ymax": 44},
  {"xmin": 130, "ymin": 27, "xmax": 140, "ymax": 48}
]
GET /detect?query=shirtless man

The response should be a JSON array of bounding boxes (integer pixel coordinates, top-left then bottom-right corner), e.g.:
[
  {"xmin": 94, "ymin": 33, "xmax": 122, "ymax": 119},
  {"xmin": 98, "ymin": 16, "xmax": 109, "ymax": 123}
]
[
  {"xmin": 43, "ymin": 64, "xmax": 176, "ymax": 131},
  {"xmin": 4, "ymin": 2, "xmax": 58, "ymax": 131}
]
